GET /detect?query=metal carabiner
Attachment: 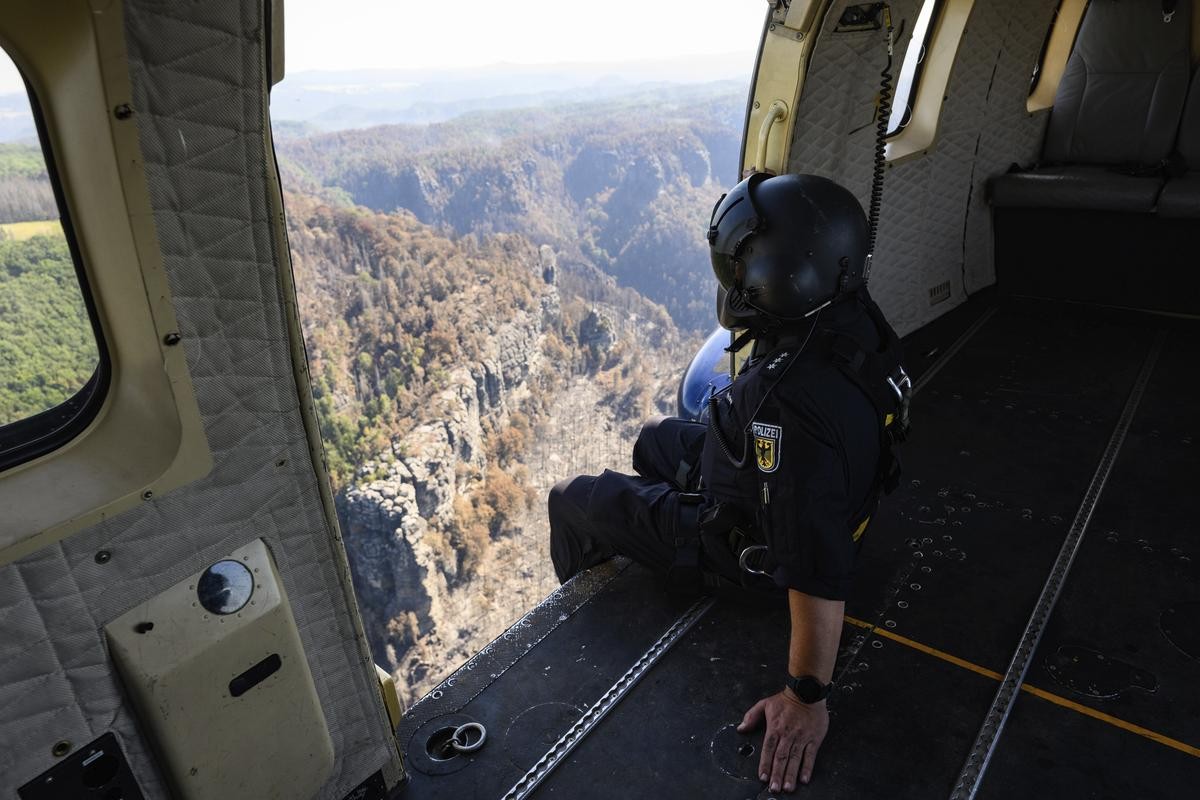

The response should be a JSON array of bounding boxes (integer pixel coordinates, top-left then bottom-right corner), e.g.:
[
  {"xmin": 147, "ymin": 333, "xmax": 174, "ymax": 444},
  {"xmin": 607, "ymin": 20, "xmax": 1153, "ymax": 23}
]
[
  {"xmin": 450, "ymin": 722, "xmax": 487, "ymax": 755},
  {"xmin": 738, "ymin": 545, "xmax": 773, "ymax": 578},
  {"xmin": 887, "ymin": 366, "xmax": 912, "ymax": 403}
]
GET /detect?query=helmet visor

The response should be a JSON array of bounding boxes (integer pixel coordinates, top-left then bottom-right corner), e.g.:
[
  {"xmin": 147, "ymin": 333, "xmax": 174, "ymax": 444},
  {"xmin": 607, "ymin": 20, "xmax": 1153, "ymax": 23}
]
[
  {"xmin": 707, "ymin": 173, "xmax": 768, "ymax": 289},
  {"xmin": 710, "ymin": 249, "xmax": 738, "ymax": 290}
]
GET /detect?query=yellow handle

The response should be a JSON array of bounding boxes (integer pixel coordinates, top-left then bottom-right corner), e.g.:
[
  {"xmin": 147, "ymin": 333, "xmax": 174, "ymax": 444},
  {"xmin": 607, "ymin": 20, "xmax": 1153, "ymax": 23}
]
[{"xmin": 754, "ymin": 100, "xmax": 789, "ymax": 173}]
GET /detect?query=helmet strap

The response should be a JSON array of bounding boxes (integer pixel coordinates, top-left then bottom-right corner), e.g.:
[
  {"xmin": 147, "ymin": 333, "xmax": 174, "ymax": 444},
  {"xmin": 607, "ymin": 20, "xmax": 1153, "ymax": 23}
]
[{"xmin": 724, "ymin": 328, "xmax": 756, "ymax": 354}]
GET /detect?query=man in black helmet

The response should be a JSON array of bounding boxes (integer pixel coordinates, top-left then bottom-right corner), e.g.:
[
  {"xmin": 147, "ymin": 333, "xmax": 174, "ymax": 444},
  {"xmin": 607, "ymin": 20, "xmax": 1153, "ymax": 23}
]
[{"xmin": 548, "ymin": 173, "xmax": 909, "ymax": 794}]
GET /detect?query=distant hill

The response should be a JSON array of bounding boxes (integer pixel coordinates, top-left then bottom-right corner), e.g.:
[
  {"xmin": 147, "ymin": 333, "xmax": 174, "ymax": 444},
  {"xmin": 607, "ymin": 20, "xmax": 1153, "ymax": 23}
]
[
  {"xmin": 271, "ymin": 54, "xmax": 754, "ymax": 130},
  {"xmin": 278, "ymin": 83, "xmax": 745, "ymax": 331},
  {"xmin": 0, "ymin": 94, "xmax": 36, "ymax": 143}
]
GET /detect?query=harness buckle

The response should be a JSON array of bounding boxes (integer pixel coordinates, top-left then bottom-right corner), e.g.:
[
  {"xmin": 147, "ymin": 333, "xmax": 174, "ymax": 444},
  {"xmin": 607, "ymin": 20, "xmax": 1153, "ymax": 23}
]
[
  {"xmin": 886, "ymin": 365, "xmax": 912, "ymax": 403},
  {"xmin": 738, "ymin": 545, "xmax": 773, "ymax": 578}
]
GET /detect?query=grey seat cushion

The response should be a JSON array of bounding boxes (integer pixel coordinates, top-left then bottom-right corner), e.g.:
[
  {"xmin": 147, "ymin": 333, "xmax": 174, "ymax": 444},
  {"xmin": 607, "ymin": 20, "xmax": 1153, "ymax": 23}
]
[
  {"xmin": 1177, "ymin": 67, "xmax": 1200, "ymax": 168},
  {"xmin": 989, "ymin": 167, "xmax": 1163, "ymax": 212},
  {"xmin": 1158, "ymin": 174, "xmax": 1200, "ymax": 218},
  {"xmin": 1157, "ymin": 68, "xmax": 1200, "ymax": 218},
  {"xmin": 1043, "ymin": 0, "xmax": 1193, "ymax": 167}
]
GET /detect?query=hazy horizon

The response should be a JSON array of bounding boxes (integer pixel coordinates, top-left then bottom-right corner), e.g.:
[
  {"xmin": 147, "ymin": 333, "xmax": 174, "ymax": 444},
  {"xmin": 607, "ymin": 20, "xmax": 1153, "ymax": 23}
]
[{"xmin": 269, "ymin": 51, "xmax": 755, "ymax": 131}]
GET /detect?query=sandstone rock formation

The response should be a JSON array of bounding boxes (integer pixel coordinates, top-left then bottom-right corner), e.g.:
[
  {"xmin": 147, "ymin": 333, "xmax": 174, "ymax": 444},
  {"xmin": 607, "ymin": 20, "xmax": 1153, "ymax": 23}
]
[{"xmin": 336, "ymin": 268, "xmax": 688, "ymax": 706}]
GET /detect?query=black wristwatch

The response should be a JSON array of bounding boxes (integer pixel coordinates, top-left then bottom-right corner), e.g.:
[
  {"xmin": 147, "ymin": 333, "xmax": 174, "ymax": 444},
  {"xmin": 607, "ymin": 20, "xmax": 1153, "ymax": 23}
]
[{"xmin": 785, "ymin": 674, "xmax": 832, "ymax": 704}]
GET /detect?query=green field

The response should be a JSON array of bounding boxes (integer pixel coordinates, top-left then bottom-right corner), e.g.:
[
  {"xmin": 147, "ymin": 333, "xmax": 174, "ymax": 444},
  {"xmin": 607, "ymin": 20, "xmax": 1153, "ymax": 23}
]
[
  {"xmin": 0, "ymin": 219, "xmax": 62, "ymax": 241},
  {"xmin": 0, "ymin": 232, "xmax": 99, "ymax": 425},
  {"xmin": 0, "ymin": 143, "xmax": 47, "ymax": 180}
]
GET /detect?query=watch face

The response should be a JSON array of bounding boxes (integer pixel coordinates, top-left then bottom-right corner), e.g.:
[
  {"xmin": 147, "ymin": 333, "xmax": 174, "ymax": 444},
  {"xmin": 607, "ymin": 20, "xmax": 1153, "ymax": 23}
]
[{"xmin": 789, "ymin": 675, "xmax": 828, "ymax": 703}]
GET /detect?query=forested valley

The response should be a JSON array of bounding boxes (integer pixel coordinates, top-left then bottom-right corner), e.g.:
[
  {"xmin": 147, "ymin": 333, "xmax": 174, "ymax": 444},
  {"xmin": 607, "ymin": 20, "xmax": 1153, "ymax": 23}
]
[
  {"xmin": 278, "ymin": 84, "xmax": 744, "ymax": 332},
  {"xmin": 280, "ymin": 84, "xmax": 743, "ymax": 701}
]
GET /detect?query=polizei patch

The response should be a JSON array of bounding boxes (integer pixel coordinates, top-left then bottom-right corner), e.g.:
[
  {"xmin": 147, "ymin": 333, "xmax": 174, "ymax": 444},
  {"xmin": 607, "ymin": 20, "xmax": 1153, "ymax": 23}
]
[{"xmin": 752, "ymin": 421, "xmax": 782, "ymax": 473}]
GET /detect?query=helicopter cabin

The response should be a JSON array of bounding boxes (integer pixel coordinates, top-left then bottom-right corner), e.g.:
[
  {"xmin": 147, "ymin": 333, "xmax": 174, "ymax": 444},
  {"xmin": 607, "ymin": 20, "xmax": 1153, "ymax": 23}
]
[{"xmin": 0, "ymin": 1, "xmax": 1197, "ymax": 799}]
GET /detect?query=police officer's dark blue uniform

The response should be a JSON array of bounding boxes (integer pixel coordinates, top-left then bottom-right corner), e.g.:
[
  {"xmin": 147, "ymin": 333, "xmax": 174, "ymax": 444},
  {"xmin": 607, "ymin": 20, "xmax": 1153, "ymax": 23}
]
[
  {"xmin": 549, "ymin": 173, "xmax": 907, "ymax": 599},
  {"xmin": 548, "ymin": 294, "xmax": 888, "ymax": 596},
  {"xmin": 547, "ymin": 172, "xmax": 910, "ymax": 794}
]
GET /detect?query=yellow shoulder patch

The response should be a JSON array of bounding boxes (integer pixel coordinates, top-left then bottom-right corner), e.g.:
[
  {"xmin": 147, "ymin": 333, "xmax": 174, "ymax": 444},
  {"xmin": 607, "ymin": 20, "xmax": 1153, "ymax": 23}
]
[{"xmin": 751, "ymin": 421, "xmax": 782, "ymax": 473}]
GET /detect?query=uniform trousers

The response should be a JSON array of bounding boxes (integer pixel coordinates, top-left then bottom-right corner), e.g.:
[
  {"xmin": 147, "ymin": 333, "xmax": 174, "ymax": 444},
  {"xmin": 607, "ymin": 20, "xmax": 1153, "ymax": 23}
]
[{"xmin": 548, "ymin": 416, "xmax": 748, "ymax": 588}]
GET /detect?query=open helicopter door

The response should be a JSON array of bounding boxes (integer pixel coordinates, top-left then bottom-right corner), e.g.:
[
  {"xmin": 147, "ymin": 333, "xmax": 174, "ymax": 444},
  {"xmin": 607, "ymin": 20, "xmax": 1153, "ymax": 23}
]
[{"xmin": 0, "ymin": 1, "xmax": 404, "ymax": 798}]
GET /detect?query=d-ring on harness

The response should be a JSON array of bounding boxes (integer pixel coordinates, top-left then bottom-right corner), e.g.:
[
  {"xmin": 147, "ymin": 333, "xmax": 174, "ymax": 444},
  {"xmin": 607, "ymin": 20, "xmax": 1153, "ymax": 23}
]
[{"xmin": 738, "ymin": 544, "xmax": 772, "ymax": 578}]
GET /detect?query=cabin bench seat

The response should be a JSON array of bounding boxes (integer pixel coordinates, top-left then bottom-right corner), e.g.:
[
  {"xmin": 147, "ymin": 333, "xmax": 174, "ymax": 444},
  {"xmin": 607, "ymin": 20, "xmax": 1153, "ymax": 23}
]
[
  {"xmin": 1159, "ymin": 69, "xmax": 1200, "ymax": 218},
  {"xmin": 988, "ymin": 167, "xmax": 1163, "ymax": 213},
  {"xmin": 1158, "ymin": 174, "xmax": 1200, "ymax": 218},
  {"xmin": 988, "ymin": 1, "xmax": 1194, "ymax": 217}
]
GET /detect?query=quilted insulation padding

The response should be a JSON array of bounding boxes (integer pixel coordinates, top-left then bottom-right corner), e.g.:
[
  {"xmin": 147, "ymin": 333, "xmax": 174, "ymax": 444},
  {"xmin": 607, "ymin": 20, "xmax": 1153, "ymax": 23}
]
[
  {"xmin": 0, "ymin": 2, "xmax": 398, "ymax": 797},
  {"xmin": 787, "ymin": 0, "xmax": 1060, "ymax": 335}
]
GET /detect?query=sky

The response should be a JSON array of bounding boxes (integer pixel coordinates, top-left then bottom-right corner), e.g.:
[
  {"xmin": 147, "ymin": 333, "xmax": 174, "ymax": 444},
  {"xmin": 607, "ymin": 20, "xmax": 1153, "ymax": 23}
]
[
  {"xmin": 1, "ymin": 1, "xmax": 766, "ymax": 94},
  {"xmin": 0, "ymin": 59, "xmax": 19, "ymax": 95},
  {"xmin": 282, "ymin": 0, "xmax": 765, "ymax": 74}
]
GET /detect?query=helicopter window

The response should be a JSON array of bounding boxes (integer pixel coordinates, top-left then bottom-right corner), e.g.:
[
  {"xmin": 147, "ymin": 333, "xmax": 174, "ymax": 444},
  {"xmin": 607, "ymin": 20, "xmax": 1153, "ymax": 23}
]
[
  {"xmin": 0, "ymin": 51, "xmax": 106, "ymax": 468},
  {"xmin": 887, "ymin": 0, "xmax": 943, "ymax": 137}
]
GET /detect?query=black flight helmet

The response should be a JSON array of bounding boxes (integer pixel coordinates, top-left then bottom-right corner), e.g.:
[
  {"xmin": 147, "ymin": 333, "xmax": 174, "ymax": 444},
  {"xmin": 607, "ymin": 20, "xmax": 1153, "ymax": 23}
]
[{"xmin": 707, "ymin": 173, "xmax": 870, "ymax": 331}]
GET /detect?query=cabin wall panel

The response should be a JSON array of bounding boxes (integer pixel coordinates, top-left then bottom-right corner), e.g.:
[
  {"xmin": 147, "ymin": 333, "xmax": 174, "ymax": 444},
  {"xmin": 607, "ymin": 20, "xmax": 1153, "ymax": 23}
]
[
  {"xmin": 962, "ymin": 4, "xmax": 1061, "ymax": 294},
  {"xmin": 788, "ymin": 0, "xmax": 1058, "ymax": 334},
  {"xmin": 0, "ymin": 1, "xmax": 399, "ymax": 797}
]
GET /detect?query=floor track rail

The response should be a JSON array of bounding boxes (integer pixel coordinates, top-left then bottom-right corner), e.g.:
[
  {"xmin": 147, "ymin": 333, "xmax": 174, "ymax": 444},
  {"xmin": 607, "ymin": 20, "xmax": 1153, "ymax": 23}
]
[
  {"xmin": 500, "ymin": 597, "xmax": 715, "ymax": 800},
  {"xmin": 913, "ymin": 307, "xmax": 998, "ymax": 394},
  {"xmin": 949, "ymin": 331, "xmax": 1167, "ymax": 800}
]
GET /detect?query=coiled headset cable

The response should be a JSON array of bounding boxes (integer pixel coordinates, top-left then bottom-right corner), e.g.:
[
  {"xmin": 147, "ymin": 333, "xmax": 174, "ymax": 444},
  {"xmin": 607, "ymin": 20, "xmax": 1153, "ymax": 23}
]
[{"xmin": 868, "ymin": 5, "xmax": 896, "ymax": 259}]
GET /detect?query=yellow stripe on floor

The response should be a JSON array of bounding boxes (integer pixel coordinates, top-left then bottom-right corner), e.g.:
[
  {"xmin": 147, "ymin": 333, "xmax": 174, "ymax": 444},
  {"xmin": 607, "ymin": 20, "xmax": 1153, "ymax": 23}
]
[{"xmin": 842, "ymin": 614, "xmax": 1200, "ymax": 759}]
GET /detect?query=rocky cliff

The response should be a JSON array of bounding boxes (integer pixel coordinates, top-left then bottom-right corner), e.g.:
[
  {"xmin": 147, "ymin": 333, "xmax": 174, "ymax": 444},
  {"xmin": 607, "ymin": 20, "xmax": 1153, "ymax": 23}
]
[
  {"xmin": 337, "ymin": 288, "xmax": 549, "ymax": 685},
  {"xmin": 285, "ymin": 189, "xmax": 690, "ymax": 704},
  {"xmin": 337, "ymin": 284, "xmax": 682, "ymax": 704}
]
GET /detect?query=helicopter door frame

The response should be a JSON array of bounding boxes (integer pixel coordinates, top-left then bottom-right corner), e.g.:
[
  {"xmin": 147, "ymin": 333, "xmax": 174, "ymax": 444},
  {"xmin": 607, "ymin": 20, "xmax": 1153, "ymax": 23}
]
[
  {"xmin": 742, "ymin": 0, "xmax": 834, "ymax": 177},
  {"xmin": 0, "ymin": 0, "xmax": 210, "ymax": 563}
]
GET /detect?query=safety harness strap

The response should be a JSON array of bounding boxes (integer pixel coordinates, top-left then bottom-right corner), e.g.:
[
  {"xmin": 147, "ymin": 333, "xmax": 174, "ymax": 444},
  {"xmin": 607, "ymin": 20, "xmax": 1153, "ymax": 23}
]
[
  {"xmin": 828, "ymin": 332, "xmax": 908, "ymax": 487},
  {"xmin": 666, "ymin": 494, "xmax": 721, "ymax": 594},
  {"xmin": 667, "ymin": 496, "xmax": 780, "ymax": 598},
  {"xmin": 697, "ymin": 292, "xmax": 912, "ymax": 585},
  {"xmin": 815, "ymin": 292, "xmax": 911, "ymax": 545}
]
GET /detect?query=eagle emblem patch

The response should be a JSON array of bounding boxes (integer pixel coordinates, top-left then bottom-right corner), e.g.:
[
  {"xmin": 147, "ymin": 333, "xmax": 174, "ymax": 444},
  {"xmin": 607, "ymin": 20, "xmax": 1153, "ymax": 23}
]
[{"xmin": 751, "ymin": 421, "xmax": 782, "ymax": 473}]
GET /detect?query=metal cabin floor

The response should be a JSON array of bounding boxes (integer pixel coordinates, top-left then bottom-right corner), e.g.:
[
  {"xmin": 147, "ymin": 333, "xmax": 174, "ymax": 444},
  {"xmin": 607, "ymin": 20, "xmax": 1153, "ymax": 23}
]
[{"xmin": 395, "ymin": 297, "xmax": 1200, "ymax": 800}]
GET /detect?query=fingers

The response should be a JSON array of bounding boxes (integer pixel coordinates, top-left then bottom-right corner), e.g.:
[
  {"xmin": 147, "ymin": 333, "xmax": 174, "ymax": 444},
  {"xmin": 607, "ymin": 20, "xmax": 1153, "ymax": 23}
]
[
  {"xmin": 777, "ymin": 738, "xmax": 806, "ymax": 796},
  {"xmin": 738, "ymin": 699, "xmax": 766, "ymax": 733},
  {"xmin": 757, "ymin": 731, "xmax": 777, "ymax": 783},
  {"xmin": 799, "ymin": 738, "xmax": 822, "ymax": 786},
  {"xmin": 768, "ymin": 735, "xmax": 796, "ymax": 793}
]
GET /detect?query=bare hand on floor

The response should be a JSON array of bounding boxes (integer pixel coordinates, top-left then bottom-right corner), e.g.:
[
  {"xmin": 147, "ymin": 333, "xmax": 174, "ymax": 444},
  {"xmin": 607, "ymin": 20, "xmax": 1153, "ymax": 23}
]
[{"xmin": 739, "ymin": 689, "xmax": 829, "ymax": 793}]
